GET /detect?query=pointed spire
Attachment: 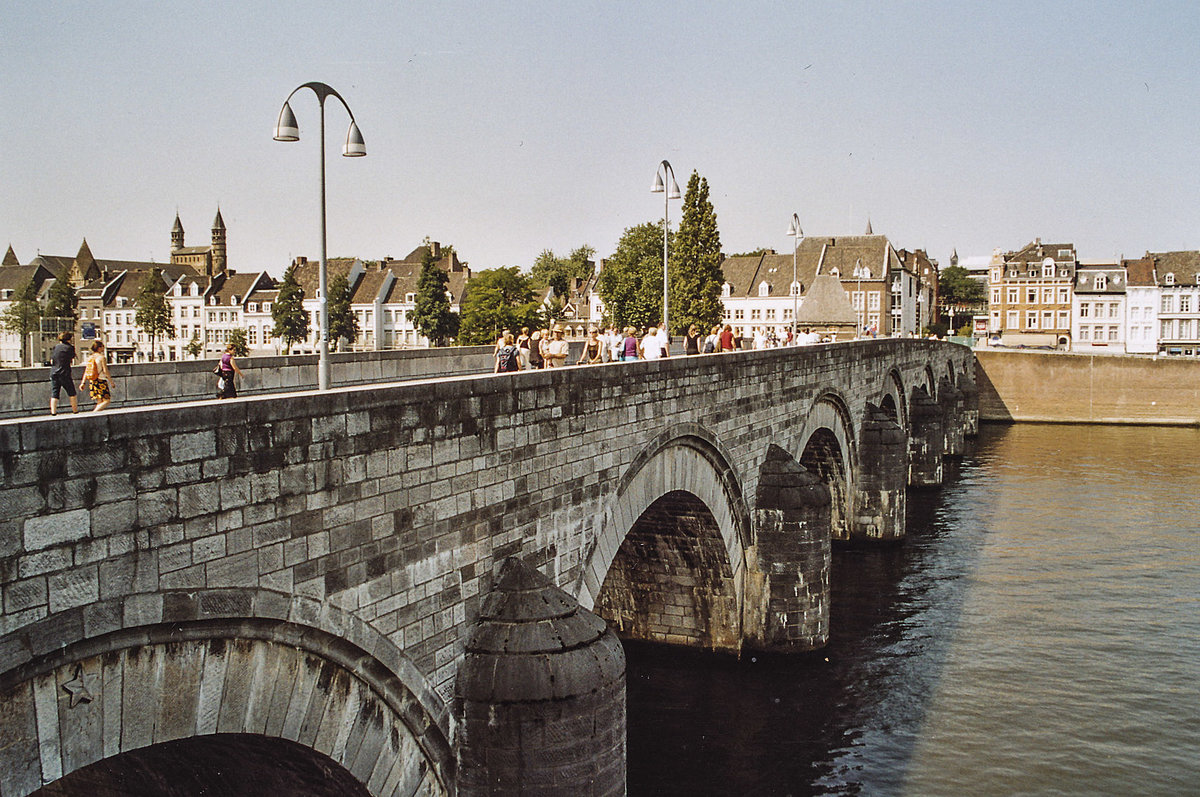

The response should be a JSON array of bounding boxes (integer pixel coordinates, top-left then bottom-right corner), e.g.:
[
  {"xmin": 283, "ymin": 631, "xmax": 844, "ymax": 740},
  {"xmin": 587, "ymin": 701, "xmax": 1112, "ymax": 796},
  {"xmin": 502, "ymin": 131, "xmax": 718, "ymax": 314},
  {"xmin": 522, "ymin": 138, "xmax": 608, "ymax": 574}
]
[
  {"xmin": 3, "ymin": 244, "xmax": 18, "ymax": 266},
  {"xmin": 172, "ymin": 212, "xmax": 184, "ymax": 233},
  {"xmin": 864, "ymin": 218, "xmax": 874, "ymax": 235},
  {"xmin": 212, "ymin": 207, "xmax": 226, "ymax": 230}
]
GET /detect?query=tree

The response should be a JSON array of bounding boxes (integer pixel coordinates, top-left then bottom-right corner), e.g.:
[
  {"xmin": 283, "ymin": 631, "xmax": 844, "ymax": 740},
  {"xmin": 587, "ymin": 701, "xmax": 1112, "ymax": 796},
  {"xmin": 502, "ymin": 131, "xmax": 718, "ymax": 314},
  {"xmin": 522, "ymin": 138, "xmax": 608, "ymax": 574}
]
[
  {"xmin": 457, "ymin": 267, "xmax": 542, "ymax": 346},
  {"xmin": 669, "ymin": 171, "xmax": 725, "ymax": 335},
  {"xmin": 185, "ymin": 335, "xmax": 204, "ymax": 359},
  {"xmin": 597, "ymin": 221, "xmax": 669, "ymax": 332},
  {"xmin": 938, "ymin": 265, "xmax": 987, "ymax": 330},
  {"xmin": 228, "ymin": 327, "xmax": 249, "ymax": 356},
  {"xmin": 530, "ymin": 245, "xmax": 596, "ymax": 298},
  {"xmin": 412, "ymin": 245, "xmax": 459, "ymax": 346},
  {"xmin": 0, "ymin": 277, "xmax": 42, "ymax": 366},
  {"xmin": 43, "ymin": 277, "xmax": 78, "ymax": 323},
  {"xmin": 272, "ymin": 264, "xmax": 309, "ymax": 351},
  {"xmin": 326, "ymin": 273, "xmax": 358, "ymax": 350},
  {"xmin": 135, "ymin": 269, "xmax": 173, "ymax": 361}
]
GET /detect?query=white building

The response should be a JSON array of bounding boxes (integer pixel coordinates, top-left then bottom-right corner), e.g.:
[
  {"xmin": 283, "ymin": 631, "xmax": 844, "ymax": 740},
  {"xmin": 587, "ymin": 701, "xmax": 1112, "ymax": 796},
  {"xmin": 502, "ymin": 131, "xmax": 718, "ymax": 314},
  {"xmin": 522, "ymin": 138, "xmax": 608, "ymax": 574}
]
[{"xmin": 1071, "ymin": 261, "xmax": 1126, "ymax": 353}]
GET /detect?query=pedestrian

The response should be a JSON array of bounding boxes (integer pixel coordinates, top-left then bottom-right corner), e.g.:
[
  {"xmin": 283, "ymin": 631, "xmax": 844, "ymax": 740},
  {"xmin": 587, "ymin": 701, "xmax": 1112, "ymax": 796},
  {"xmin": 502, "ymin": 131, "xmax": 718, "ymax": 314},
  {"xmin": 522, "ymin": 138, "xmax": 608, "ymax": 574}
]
[
  {"xmin": 79, "ymin": 340, "xmax": 112, "ymax": 412},
  {"xmin": 620, "ymin": 327, "xmax": 639, "ymax": 361},
  {"xmin": 538, "ymin": 328, "xmax": 553, "ymax": 367},
  {"xmin": 215, "ymin": 343, "xmax": 243, "ymax": 399},
  {"xmin": 655, "ymin": 322, "xmax": 670, "ymax": 358},
  {"xmin": 516, "ymin": 327, "xmax": 531, "ymax": 369},
  {"xmin": 684, "ymin": 324, "xmax": 701, "ymax": 355},
  {"xmin": 528, "ymin": 330, "xmax": 545, "ymax": 369},
  {"xmin": 606, "ymin": 325, "xmax": 622, "ymax": 363},
  {"xmin": 703, "ymin": 325, "xmax": 720, "ymax": 354},
  {"xmin": 719, "ymin": 324, "xmax": 736, "ymax": 353},
  {"xmin": 642, "ymin": 326, "xmax": 664, "ymax": 360},
  {"xmin": 545, "ymin": 325, "xmax": 570, "ymax": 367},
  {"xmin": 49, "ymin": 331, "xmax": 79, "ymax": 415},
  {"xmin": 579, "ymin": 326, "xmax": 603, "ymax": 364},
  {"xmin": 494, "ymin": 331, "xmax": 522, "ymax": 373}
]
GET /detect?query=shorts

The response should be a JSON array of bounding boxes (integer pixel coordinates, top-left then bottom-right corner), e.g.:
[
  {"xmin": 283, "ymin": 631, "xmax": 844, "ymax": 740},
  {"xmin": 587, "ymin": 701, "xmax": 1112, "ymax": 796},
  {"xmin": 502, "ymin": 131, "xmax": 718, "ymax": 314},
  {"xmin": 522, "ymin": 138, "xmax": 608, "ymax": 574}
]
[
  {"xmin": 51, "ymin": 372, "xmax": 76, "ymax": 399},
  {"xmin": 87, "ymin": 379, "xmax": 110, "ymax": 402}
]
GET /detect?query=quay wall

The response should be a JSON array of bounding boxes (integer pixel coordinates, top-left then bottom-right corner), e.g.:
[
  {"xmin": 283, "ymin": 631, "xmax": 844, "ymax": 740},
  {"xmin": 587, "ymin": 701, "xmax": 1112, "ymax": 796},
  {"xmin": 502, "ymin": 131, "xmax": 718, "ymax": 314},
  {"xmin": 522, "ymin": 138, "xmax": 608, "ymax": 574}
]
[{"xmin": 974, "ymin": 349, "xmax": 1200, "ymax": 425}]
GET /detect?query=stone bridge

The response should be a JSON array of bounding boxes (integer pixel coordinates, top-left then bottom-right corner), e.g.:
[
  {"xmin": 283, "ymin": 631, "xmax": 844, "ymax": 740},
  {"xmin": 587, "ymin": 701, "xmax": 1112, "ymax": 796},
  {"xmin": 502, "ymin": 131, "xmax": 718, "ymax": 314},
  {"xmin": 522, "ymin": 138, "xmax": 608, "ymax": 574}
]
[{"xmin": 0, "ymin": 340, "xmax": 976, "ymax": 796}]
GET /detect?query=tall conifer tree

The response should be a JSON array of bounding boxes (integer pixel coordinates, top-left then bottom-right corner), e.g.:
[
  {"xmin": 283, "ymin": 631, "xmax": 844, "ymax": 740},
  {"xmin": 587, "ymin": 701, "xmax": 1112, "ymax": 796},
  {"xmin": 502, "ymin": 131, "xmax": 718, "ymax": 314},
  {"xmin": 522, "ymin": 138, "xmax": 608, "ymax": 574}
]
[
  {"xmin": 669, "ymin": 171, "xmax": 724, "ymax": 335},
  {"xmin": 412, "ymin": 245, "xmax": 458, "ymax": 346},
  {"xmin": 272, "ymin": 264, "xmax": 309, "ymax": 351}
]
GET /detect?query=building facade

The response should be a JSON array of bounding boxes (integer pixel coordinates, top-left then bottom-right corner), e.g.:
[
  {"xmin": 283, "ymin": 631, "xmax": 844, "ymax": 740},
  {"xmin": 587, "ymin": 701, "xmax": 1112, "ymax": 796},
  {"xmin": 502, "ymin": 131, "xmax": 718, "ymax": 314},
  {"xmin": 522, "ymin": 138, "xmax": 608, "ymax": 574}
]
[
  {"xmin": 1071, "ymin": 261, "xmax": 1126, "ymax": 353},
  {"xmin": 987, "ymin": 239, "xmax": 1077, "ymax": 346}
]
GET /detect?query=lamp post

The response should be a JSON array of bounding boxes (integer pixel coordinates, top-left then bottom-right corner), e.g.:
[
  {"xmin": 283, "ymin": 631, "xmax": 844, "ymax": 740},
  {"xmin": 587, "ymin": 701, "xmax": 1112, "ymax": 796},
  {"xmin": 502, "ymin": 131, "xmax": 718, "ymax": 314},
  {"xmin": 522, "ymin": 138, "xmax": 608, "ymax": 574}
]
[
  {"xmin": 651, "ymin": 160, "xmax": 681, "ymax": 337},
  {"xmin": 853, "ymin": 257, "xmax": 869, "ymax": 338},
  {"xmin": 786, "ymin": 214, "xmax": 803, "ymax": 343},
  {"xmin": 273, "ymin": 82, "xmax": 366, "ymax": 391}
]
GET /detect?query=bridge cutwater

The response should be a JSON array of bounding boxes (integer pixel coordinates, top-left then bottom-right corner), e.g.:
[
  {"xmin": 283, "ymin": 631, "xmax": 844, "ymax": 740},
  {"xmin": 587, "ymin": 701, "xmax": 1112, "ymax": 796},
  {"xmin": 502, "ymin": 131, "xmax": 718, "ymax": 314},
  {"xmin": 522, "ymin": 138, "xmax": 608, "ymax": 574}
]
[{"xmin": 0, "ymin": 339, "xmax": 977, "ymax": 796}]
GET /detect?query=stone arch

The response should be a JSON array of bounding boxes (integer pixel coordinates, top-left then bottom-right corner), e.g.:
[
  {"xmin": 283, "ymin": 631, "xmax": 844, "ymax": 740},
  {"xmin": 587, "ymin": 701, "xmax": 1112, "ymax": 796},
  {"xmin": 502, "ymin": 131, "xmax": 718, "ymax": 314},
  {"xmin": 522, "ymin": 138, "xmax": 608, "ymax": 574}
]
[
  {"xmin": 923, "ymin": 364, "xmax": 938, "ymax": 400},
  {"xmin": 581, "ymin": 424, "xmax": 750, "ymax": 652},
  {"xmin": 0, "ymin": 589, "xmax": 451, "ymax": 797},
  {"xmin": 879, "ymin": 368, "xmax": 908, "ymax": 429},
  {"xmin": 788, "ymin": 391, "xmax": 856, "ymax": 541}
]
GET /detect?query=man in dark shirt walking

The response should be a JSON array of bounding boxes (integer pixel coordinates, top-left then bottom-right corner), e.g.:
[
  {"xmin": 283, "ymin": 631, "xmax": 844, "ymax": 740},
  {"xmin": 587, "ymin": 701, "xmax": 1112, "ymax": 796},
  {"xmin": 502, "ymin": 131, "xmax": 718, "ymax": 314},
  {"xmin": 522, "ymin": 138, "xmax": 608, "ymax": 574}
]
[{"xmin": 49, "ymin": 331, "xmax": 79, "ymax": 415}]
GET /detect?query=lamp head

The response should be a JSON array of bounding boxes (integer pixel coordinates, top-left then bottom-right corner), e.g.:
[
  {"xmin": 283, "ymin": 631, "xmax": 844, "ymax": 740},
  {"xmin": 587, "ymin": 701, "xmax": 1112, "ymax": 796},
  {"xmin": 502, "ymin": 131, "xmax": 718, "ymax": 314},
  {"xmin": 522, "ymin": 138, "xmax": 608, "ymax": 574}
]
[
  {"xmin": 667, "ymin": 177, "xmax": 681, "ymax": 200},
  {"xmin": 651, "ymin": 172, "xmax": 665, "ymax": 194},
  {"xmin": 273, "ymin": 102, "xmax": 300, "ymax": 142},
  {"xmin": 343, "ymin": 121, "xmax": 366, "ymax": 157}
]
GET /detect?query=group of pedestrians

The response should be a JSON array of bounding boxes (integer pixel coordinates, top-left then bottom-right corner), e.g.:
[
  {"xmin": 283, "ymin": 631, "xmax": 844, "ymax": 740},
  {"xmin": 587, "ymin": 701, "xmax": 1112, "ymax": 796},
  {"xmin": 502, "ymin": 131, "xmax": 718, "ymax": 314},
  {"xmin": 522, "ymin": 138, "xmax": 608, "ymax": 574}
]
[{"xmin": 46, "ymin": 331, "xmax": 243, "ymax": 415}]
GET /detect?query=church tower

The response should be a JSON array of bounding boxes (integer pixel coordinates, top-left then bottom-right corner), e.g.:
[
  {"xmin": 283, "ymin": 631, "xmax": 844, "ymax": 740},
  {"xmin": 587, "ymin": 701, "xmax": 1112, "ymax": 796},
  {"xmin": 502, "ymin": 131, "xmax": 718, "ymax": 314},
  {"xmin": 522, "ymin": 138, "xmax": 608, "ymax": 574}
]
[
  {"xmin": 171, "ymin": 213, "xmax": 185, "ymax": 252},
  {"xmin": 211, "ymin": 208, "xmax": 227, "ymax": 276}
]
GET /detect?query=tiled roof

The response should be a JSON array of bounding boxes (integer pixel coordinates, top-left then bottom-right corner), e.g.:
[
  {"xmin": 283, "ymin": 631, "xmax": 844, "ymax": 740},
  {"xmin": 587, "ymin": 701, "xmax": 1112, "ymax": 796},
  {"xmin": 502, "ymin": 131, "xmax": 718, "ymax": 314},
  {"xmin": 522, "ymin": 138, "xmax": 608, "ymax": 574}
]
[
  {"xmin": 796, "ymin": 274, "xmax": 857, "ymax": 326},
  {"xmin": 1123, "ymin": 257, "xmax": 1155, "ymax": 287},
  {"xmin": 1074, "ymin": 263, "xmax": 1125, "ymax": 294},
  {"xmin": 1150, "ymin": 250, "xmax": 1200, "ymax": 286},
  {"xmin": 0, "ymin": 265, "xmax": 46, "ymax": 291},
  {"xmin": 1004, "ymin": 240, "xmax": 1076, "ymax": 263}
]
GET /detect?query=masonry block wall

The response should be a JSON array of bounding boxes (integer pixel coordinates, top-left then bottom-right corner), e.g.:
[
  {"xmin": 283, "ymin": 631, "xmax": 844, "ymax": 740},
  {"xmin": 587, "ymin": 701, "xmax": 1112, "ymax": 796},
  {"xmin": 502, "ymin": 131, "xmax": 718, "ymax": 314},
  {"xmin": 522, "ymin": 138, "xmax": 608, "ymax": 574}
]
[{"xmin": 0, "ymin": 339, "xmax": 974, "ymax": 791}]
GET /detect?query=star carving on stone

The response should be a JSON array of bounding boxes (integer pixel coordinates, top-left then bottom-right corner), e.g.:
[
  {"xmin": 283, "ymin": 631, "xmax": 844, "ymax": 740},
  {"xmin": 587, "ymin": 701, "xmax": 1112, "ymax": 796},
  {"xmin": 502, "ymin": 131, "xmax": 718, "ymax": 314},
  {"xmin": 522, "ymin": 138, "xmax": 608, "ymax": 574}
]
[{"xmin": 62, "ymin": 665, "xmax": 99, "ymax": 708}]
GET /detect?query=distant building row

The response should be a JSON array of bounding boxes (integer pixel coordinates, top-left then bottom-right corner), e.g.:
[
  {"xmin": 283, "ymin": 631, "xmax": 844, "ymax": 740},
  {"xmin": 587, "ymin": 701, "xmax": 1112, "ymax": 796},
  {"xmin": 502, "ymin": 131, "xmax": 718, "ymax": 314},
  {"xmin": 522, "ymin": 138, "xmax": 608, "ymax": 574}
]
[{"xmin": 973, "ymin": 238, "xmax": 1200, "ymax": 356}]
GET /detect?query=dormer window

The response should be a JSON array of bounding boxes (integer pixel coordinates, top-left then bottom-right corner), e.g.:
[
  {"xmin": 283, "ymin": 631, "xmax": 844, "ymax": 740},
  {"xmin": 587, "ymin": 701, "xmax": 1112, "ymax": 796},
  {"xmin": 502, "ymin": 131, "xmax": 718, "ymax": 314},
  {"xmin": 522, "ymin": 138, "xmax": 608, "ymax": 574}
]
[
  {"xmin": 721, "ymin": 282, "xmax": 731, "ymax": 298},
  {"xmin": 991, "ymin": 268, "xmax": 1001, "ymax": 282},
  {"xmin": 1095, "ymin": 274, "xmax": 1107, "ymax": 290},
  {"xmin": 1165, "ymin": 272, "xmax": 1176, "ymax": 286},
  {"xmin": 209, "ymin": 296, "xmax": 218, "ymax": 306},
  {"xmin": 116, "ymin": 297, "xmax": 126, "ymax": 308},
  {"xmin": 790, "ymin": 281, "xmax": 801, "ymax": 297},
  {"xmin": 405, "ymin": 292, "xmax": 415, "ymax": 304},
  {"xmin": 758, "ymin": 281, "xmax": 771, "ymax": 297},
  {"xmin": 173, "ymin": 284, "xmax": 183, "ymax": 296},
  {"xmin": 1042, "ymin": 258, "xmax": 1055, "ymax": 278},
  {"xmin": 248, "ymin": 302, "xmax": 258, "ymax": 312},
  {"xmin": 190, "ymin": 283, "xmax": 199, "ymax": 296},
  {"xmin": 830, "ymin": 267, "xmax": 841, "ymax": 278},
  {"xmin": 230, "ymin": 295, "xmax": 240, "ymax": 305}
]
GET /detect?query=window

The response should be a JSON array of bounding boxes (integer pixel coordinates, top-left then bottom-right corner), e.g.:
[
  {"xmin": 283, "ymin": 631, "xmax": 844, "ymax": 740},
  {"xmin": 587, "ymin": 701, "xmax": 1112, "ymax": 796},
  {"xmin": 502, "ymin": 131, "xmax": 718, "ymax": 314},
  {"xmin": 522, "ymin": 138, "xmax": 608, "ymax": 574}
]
[
  {"xmin": 1079, "ymin": 327, "xmax": 1090, "ymax": 341},
  {"xmin": 405, "ymin": 292, "xmax": 415, "ymax": 303},
  {"xmin": 722, "ymin": 283, "xmax": 732, "ymax": 297},
  {"xmin": 1080, "ymin": 303, "xmax": 1090, "ymax": 318},
  {"xmin": 1162, "ymin": 319, "xmax": 1174, "ymax": 339},
  {"xmin": 758, "ymin": 281, "xmax": 770, "ymax": 297},
  {"xmin": 790, "ymin": 282, "xmax": 800, "ymax": 297},
  {"xmin": 734, "ymin": 309, "xmax": 744, "ymax": 320},
  {"xmin": 750, "ymin": 309, "xmax": 761, "ymax": 320},
  {"xmin": 852, "ymin": 291, "xmax": 864, "ymax": 310},
  {"xmin": 1058, "ymin": 287, "xmax": 1069, "ymax": 303},
  {"xmin": 1162, "ymin": 296, "xmax": 1175, "ymax": 313},
  {"xmin": 1108, "ymin": 303, "xmax": 1118, "ymax": 318},
  {"xmin": 1165, "ymin": 272, "xmax": 1176, "ymax": 286},
  {"xmin": 248, "ymin": 327, "xmax": 258, "ymax": 345},
  {"xmin": 1026, "ymin": 310, "xmax": 1038, "ymax": 328},
  {"xmin": 1107, "ymin": 326, "xmax": 1118, "ymax": 341},
  {"xmin": 1006, "ymin": 310, "xmax": 1018, "ymax": 329},
  {"xmin": 1042, "ymin": 288, "xmax": 1054, "ymax": 304},
  {"xmin": 1007, "ymin": 288, "xmax": 1018, "ymax": 304},
  {"xmin": 1043, "ymin": 311, "xmax": 1054, "ymax": 328},
  {"xmin": 1095, "ymin": 274, "xmax": 1107, "ymax": 290},
  {"xmin": 991, "ymin": 268, "xmax": 1002, "ymax": 282},
  {"xmin": 868, "ymin": 292, "xmax": 880, "ymax": 311},
  {"xmin": 1181, "ymin": 295, "xmax": 1192, "ymax": 313},
  {"xmin": 248, "ymin": 302, "xmax": 258, "ymax": 313},
  {"xmin": 992, "ymin": 288, "xmax": 1001, "ymax": 304},
  {"xmin": 1058, "ymin": 310, "xmax": 1070, "ymax": 327},
  {"xmin": 1009, "ymin": 270, "xmax": 1018, "ymax": 278},
  {"xmin": 1026, "ymin": 288, "xmax": 1037, "ymax": 303},
  {"xmin": 1058, "ymin": 249, "xmax": 1072, "ymax": 258},
  {"xmin": 1042, "ymin": 260, "xmax": 1055, "ymax": 278}
]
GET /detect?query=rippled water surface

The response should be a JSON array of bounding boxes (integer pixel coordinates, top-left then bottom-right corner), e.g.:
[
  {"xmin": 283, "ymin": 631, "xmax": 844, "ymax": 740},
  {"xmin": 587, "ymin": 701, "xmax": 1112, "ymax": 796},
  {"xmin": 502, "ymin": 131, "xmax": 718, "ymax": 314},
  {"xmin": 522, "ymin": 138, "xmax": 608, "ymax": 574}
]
[{"xmin": 626, "ymin": 424, "xmax": 1200, "ymax": 796}]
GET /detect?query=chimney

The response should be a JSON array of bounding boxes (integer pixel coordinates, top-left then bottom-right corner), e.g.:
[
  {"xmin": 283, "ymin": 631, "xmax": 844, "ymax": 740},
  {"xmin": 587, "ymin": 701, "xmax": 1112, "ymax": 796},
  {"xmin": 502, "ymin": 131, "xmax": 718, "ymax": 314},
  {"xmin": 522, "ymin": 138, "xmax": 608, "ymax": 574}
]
[{"xmin": 430, "ymin": 241, "xmax": 441, "ymax": 260}]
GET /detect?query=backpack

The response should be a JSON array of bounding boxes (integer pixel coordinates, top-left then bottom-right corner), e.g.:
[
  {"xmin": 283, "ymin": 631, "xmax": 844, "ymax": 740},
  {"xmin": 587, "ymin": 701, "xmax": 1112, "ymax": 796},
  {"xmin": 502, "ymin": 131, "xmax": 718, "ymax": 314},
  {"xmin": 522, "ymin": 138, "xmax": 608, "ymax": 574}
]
[
  {"xmin": 498, "ymin": 345, "xmax": 519, "ymax": 372},
  {"xmin": 702, "ymin": 338, "xmax": 715, "ymax": 354}
]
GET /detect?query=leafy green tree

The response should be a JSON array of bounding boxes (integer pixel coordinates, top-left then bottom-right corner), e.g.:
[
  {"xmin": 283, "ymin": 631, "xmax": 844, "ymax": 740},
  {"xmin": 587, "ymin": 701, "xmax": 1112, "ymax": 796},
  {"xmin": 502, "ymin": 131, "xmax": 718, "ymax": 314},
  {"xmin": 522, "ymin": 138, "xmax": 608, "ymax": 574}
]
[
  {"xmin": 412, "ymin": 245, "xmax": 459, "ymax": 346},
  {"xmin": 530, "ymin": 245, "xmax": 596, "ymax": 298},
  {"xmin": 457, "ymin": 267, "xmax": 542, "ymax": 346},
  {"xmin": 938, "ymin": 265, "xmax": 987, "ymax": 306},
  {"xmin": 597, "ymin": 221, "xmax": 669, "ymax": 332},
  {"xmin": 228, "ymin": 327, "xmax": 250, "ymax": 356},
  {"xmin": 669, "ymin": 171, "xmax": 724, "ymax": 335},
  {"xmin": 43, "ymin": 277, "xmax": 78, "ymax": 323},
  {"xmin": 326, "ymin": 273, "xmax": 358, "ymax": 349},
  {"xmin": 0, "ymin": 277, "xmax": 42, "ymax": 366},
  {"xmin": 185, "ymin": 335, "xmax": 204, "ymax": 359},
  {"xmin": 272, "ymin": 264, "xmax": 309, "ymax": 351},
  {"xmin": 135, "ymin": 269, "xmax": 173, "ymax": 361}
]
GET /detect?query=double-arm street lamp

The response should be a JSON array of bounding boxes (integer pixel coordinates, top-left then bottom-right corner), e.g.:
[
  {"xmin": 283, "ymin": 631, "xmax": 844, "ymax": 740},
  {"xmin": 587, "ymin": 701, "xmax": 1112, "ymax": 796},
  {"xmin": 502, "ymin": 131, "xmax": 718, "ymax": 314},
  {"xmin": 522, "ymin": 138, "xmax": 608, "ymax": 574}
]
[
  {"xmin": 273, "ymin": 82, "xmax": 366, "ymax": 391},
  {"xmin": 786, "ymin": 214, "xmax": 803, "ymax": 342},
  {"xmin": 651, "ymin": 160, "xmax": 681, "ymax": 337}
]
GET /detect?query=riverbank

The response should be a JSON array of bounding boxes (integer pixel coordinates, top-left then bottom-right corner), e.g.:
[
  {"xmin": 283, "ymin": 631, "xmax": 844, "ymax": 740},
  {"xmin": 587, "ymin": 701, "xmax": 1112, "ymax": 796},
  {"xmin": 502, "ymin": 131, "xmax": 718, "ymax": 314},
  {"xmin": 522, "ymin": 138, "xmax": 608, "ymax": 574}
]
[{"xmin": 975, "ymin": 348, "xmax": 1200, "ymax": 426}]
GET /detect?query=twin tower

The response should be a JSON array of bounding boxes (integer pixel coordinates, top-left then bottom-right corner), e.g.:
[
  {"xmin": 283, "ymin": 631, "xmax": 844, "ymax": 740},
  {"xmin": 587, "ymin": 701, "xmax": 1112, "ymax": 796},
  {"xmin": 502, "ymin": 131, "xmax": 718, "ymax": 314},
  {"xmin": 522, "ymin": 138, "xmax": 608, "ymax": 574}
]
[{"xmin": 169, "ymin": 209, "xmax": 227, "ymax": 277}]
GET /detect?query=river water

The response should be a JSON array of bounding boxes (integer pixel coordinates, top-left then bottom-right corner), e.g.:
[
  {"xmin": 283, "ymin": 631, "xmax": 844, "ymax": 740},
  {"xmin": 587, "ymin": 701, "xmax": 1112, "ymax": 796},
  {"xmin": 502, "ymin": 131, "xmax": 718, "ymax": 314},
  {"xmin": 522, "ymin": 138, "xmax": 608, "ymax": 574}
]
[{"xmin": 626, "ymin": 423, "xmax": 1200, "ymax": 796}]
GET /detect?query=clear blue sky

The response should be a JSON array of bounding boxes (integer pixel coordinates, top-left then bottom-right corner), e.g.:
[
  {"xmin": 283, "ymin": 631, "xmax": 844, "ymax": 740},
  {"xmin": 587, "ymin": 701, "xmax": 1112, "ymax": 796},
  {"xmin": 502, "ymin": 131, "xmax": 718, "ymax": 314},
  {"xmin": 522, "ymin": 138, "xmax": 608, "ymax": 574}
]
[{"xmin": 4, "ymin": 1, "xmax": 1200, "ymax": 275}]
